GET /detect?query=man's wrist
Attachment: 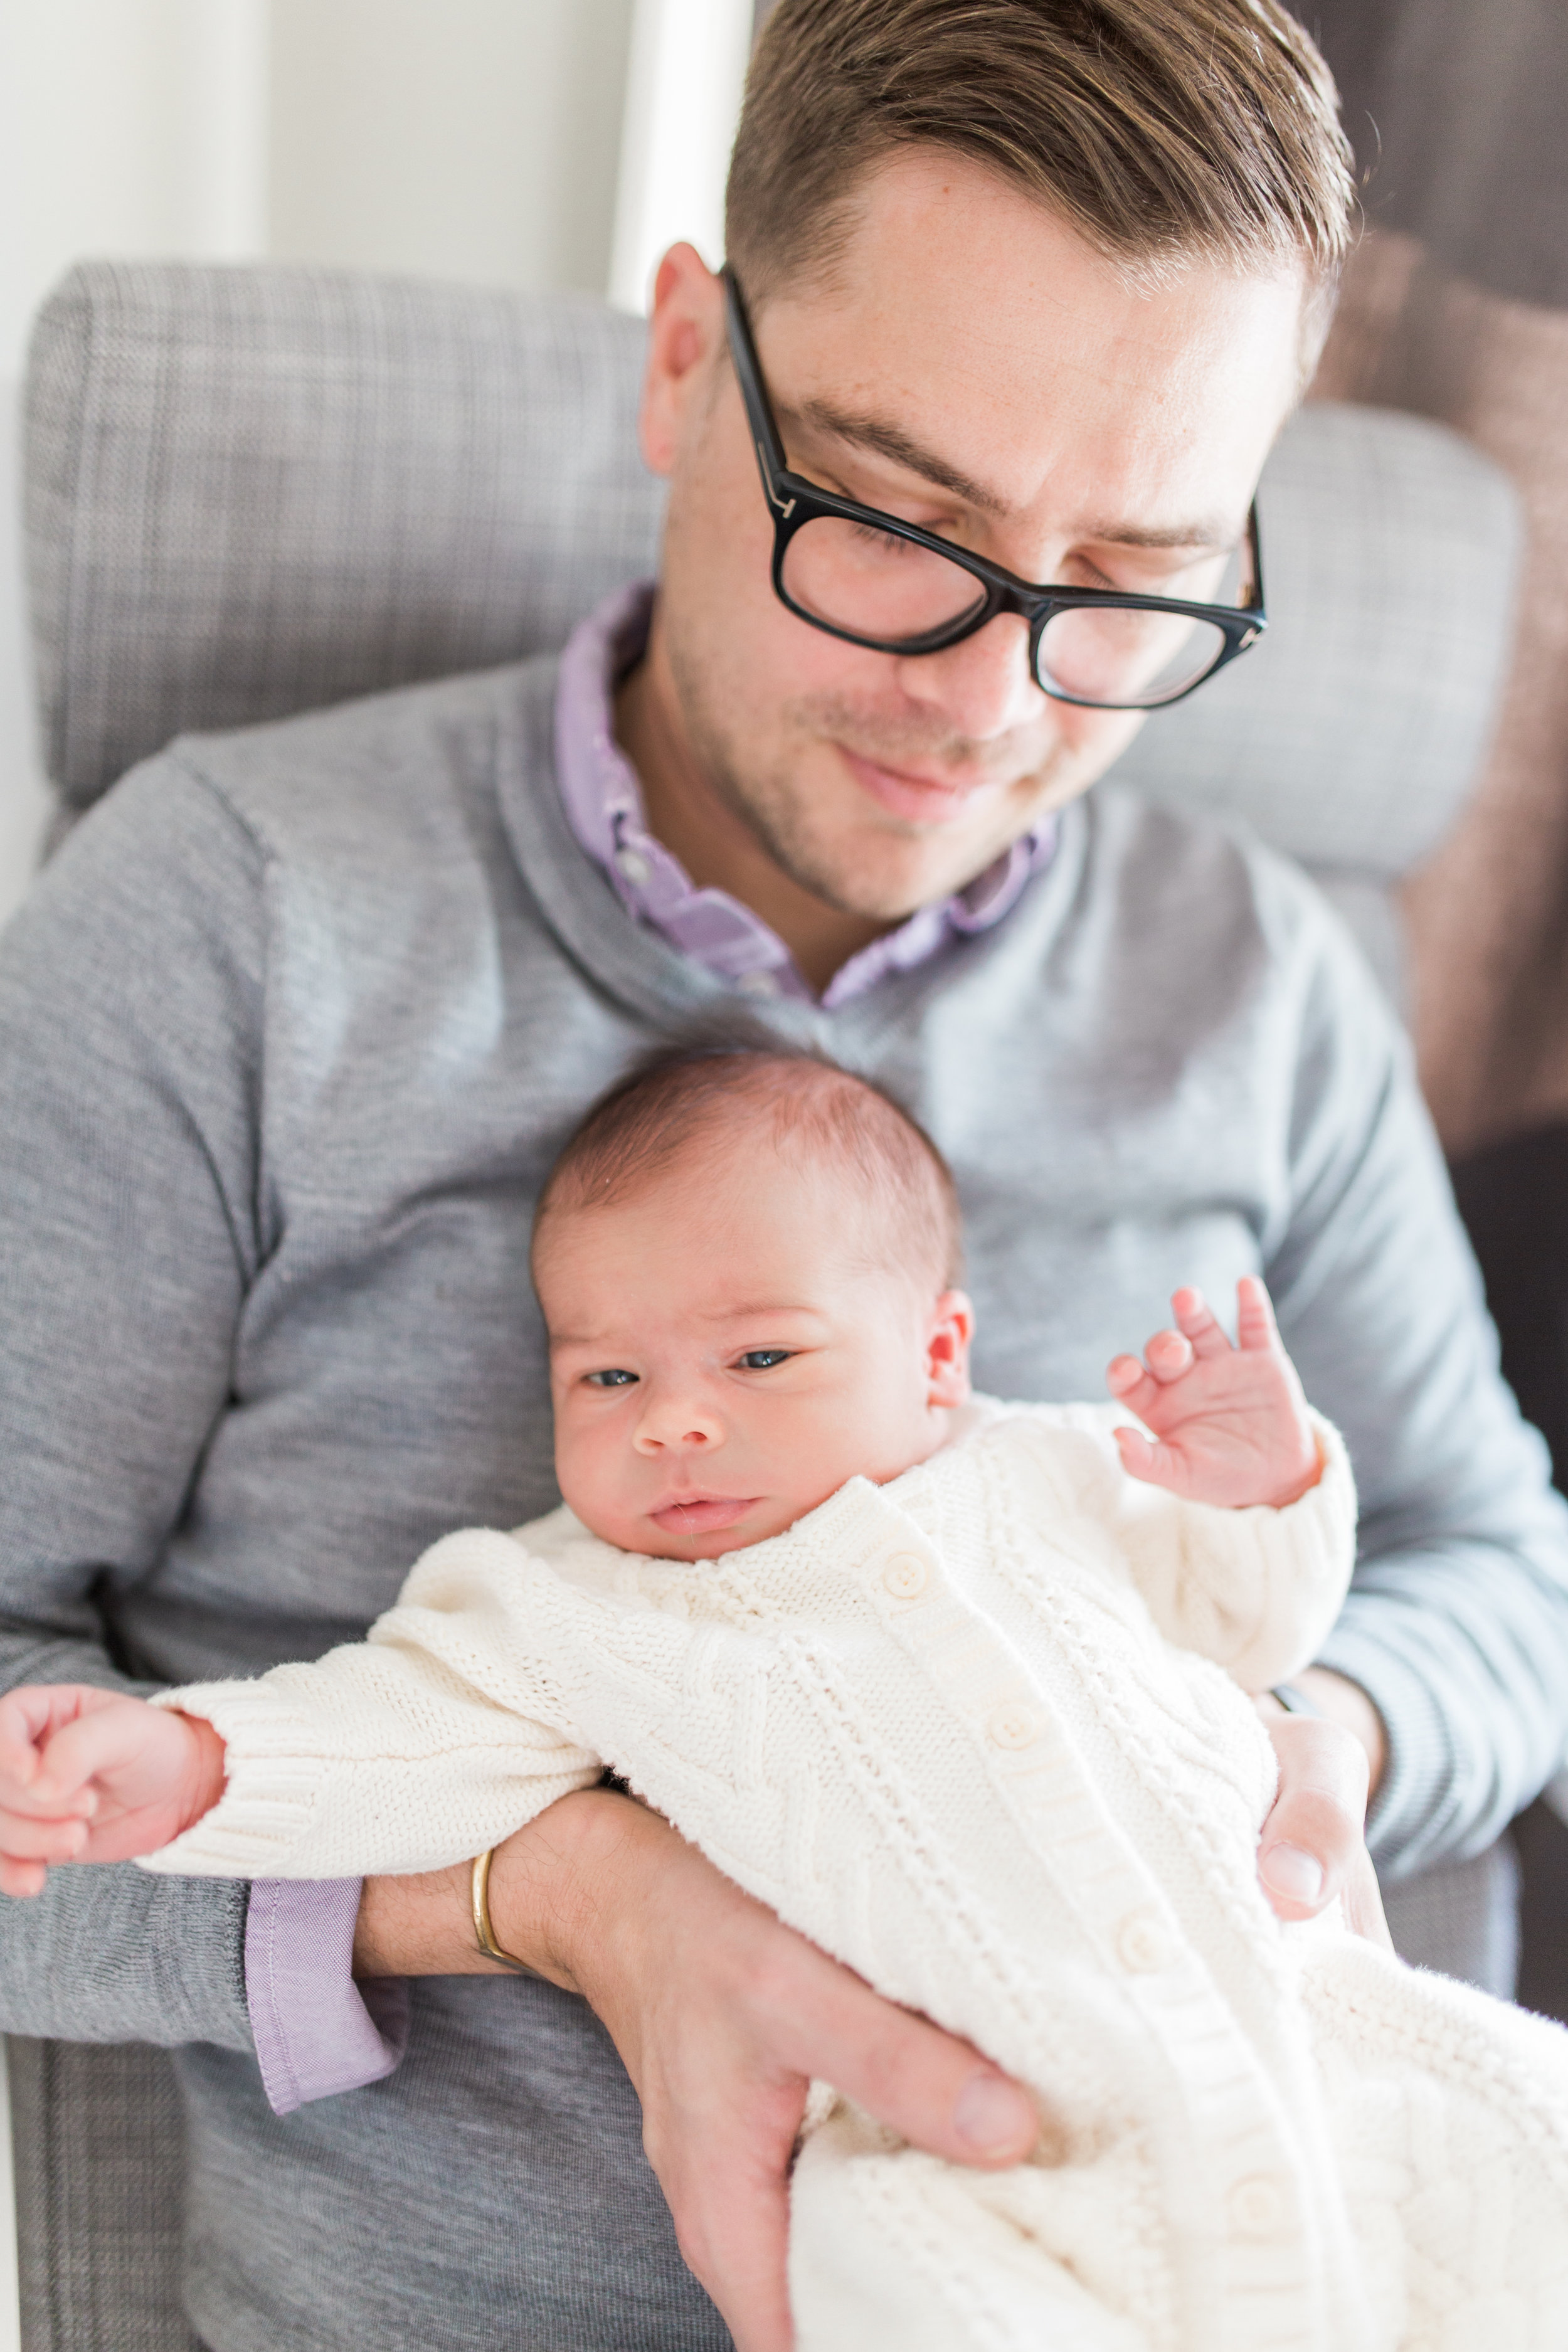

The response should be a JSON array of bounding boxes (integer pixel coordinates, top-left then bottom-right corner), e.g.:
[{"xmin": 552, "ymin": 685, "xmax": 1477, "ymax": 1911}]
[{"xmin": 350, "ymin": 1785, "xmax": 652, "ymax": 1986}]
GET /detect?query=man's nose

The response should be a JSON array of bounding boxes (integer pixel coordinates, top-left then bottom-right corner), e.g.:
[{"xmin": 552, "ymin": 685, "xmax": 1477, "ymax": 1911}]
[
  {"xmin": 632, "ymin": 1386, "xmax": 725, "ymax": 1455},
  {"xmin": 893, "ymin": 610, "xmax": 1044, "ymax": 742}
]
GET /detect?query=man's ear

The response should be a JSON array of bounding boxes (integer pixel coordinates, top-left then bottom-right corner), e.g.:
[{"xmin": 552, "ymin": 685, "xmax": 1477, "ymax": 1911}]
[
  {"xmin": 926, "ymin": 1289, "xmax": 975, "ymax": 1408},
  {"xmin": 638, "ymin": 241, "xmax": 726, "ymax": 480}
]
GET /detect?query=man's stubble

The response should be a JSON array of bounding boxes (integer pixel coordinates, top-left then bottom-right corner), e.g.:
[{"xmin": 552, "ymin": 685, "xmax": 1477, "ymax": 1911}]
[{"xmin": 662, "ymin": 613, "xmax": 1083, "ymax": 924}]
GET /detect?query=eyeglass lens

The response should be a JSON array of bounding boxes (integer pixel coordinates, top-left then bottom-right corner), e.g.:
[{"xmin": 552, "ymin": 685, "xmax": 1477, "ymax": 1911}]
[{"xmin": 780, "ymin": 519, "xmax": 1248, "ymax": 707}]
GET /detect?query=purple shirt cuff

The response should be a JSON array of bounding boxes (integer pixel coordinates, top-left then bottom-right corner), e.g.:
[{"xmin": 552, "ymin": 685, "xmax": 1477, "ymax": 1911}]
[{"xmin": 244, "ymin": 1878, "xmax": 410, "ymax": 2116}]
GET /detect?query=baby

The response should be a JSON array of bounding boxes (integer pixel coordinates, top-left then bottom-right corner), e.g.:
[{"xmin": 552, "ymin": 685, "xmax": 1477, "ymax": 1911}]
[{"xmin": 3, "ymin": 1045, "xmax": 1568, "ymax": 2352}]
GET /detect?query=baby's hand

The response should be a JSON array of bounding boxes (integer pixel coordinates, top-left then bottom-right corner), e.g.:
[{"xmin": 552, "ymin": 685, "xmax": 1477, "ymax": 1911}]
[
  {"xmin": 0, "ymin": 1685, "xmax": 225, "ymax": 1897},
  {"xmin": 1106, "ymin": 1278, "xmax": 1320, "ymax": 1510}
]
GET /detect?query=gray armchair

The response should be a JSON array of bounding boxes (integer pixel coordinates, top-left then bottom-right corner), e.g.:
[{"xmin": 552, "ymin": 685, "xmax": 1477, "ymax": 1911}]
[{"xmin": 8, "ymin": 259, "xmax": 1523, "ymax": 2351}]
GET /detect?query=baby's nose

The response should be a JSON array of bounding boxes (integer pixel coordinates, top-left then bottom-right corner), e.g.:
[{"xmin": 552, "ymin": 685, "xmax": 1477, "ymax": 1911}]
[{"xmin": 633, "ymin": 1393, "xmax": 724, "ymax": 1453}]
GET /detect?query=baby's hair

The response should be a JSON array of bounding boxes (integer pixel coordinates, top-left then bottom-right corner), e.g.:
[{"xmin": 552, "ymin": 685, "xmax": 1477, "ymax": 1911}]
[{"xmin": 533, "ymin": 1030, "xmax": 964, "ymax": 1290}]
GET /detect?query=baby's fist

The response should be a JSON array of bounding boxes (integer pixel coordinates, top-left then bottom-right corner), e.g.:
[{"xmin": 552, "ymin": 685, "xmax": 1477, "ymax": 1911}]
[{"xmin": 0, "ymin": 1685, "xmax": 225, "ymax": 1895}]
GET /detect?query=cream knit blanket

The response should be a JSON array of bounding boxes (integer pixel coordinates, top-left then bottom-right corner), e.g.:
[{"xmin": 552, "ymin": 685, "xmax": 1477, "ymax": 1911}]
[{"xmin": 142, "ymin": 1402, "xmax": 1568, "ymax": 2350}]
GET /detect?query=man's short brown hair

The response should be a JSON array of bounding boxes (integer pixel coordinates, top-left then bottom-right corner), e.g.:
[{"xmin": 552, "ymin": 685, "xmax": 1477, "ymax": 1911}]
[{"xmin": 728, "ymin": 0, "xmax": 1353, "ymax": 343}]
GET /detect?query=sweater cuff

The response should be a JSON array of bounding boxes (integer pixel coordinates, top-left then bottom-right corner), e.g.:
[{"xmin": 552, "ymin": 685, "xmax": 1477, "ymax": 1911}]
[
  {"xmin": 245, "ymin": 1878, "xmax": 408, "ymax": 2115},
  {"xmin": 137, "ymin": 1680, "xmax": 331, "ymax": 1877},
  {"xmin": 1313, "ymin": 1602, "xmax": 1453, "ymax": 1877}
]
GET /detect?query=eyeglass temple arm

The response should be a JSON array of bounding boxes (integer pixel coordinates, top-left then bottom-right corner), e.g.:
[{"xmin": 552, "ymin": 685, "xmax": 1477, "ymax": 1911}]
[{"xmin": 722, "ymin": 267, "xmax": 793, "ymax": 502}]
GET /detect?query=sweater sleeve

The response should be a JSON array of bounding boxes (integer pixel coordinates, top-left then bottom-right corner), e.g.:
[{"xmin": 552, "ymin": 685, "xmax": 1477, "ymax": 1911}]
[
  {"xmin": 0, "ymin": 761, "xmax": 265, "ymax": 2048},
  {"xmin": 139, "ymin": 1529, "xmax": 605, "ymax": 1879},
  {"xmin": 1088, "ymin": 1409, "xmax": 1358, "ymax": 1690}
]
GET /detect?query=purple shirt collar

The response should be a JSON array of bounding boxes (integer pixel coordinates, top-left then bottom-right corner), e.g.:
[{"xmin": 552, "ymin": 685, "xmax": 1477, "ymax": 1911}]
[{"xmin": 553, "ymin": 581, "xmax": 1054, "ymax": 1009}]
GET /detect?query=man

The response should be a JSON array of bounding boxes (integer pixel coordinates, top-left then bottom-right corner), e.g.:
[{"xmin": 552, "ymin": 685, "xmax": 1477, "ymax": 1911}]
[{"xmin": 3, "ymin": 4, "xmax": 1565, "ymax": 2349}]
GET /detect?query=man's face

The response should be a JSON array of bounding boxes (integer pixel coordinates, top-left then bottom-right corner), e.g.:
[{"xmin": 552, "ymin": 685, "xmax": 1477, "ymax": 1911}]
[{"xmin": 638, "ymin": 149, "xmax": 1305, "ymax": 921}]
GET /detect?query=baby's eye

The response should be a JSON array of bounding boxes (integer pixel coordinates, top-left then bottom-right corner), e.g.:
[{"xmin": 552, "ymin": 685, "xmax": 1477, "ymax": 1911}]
[
  {"xmin": 584, "ymin": 1368, "xmax": 638, "ymax": 1389},
  {"xmin": 736, "ymin": 1349, "xmax": 793, "ymax": 1372}
]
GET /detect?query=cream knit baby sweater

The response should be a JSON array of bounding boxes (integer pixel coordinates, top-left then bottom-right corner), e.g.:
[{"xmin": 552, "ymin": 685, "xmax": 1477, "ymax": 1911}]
[{"xmin": 142, "ymin": 1401, "xmax": 1568, "ymax": 2351}]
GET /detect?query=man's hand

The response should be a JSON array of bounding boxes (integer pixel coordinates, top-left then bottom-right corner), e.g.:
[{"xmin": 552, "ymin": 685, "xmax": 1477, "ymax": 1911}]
[
  {"xmin": 0, "ymin": 1683, "xmax": 226, "ymax": 1894},
  {"xmin": 1106, "ymin": 1277, "xmax": 1320, "ymax": 1508},
  {"xmin": 1254, "ymin": 1674, "xmax": 1392, "ymax": 1949},
  {"xmin": 356, "ymin": 1788, "xmax": 1039, "ymax": 2352}
]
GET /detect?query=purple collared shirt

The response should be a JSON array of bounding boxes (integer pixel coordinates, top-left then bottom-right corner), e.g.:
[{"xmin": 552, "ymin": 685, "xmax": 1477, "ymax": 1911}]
[
  {"xmin": 243, "ymin": 581, "xmax": 1055, "ymax": 2110},
  {"xmin": 554, "ymin": 581, "xmax": 1054, "ymax": 1005}
]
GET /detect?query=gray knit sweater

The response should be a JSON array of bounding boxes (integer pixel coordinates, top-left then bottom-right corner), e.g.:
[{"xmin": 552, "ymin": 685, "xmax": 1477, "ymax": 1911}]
[{"xmin": 3, "ymin": 652, "xmax": 1567, "ymax": 2351}]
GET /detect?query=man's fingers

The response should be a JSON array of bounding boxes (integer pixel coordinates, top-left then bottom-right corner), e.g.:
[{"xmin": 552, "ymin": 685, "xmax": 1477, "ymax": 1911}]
[
  {"xmin": 1169, "ymin": 1286, "xmax": 1231, "ymax": 1358},
  {"xmin": 657, "ymin": 2123, "xmax": 797, "ymax": 2352},
  {"xmin": 1340, "ymin": 1845, "xmax": 1395, "ymax": 1951},
  {"xmin": 1234, "ymin": 1275, "xmax": 1281, "ymax": 1354},
  {"xmin": 1256, "ymin": 1713, "xmax": 1370, "ymax": 1922},
  {"xmin": 771, "ymin": 1958, "xmax": 1037, "ymax": 2168}
]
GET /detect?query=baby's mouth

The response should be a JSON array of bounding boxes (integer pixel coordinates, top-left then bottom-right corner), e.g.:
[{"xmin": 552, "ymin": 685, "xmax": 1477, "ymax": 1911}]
[{"xmin": 649, "ymin": 1494, "xmax": 761, "ymax": 1536}]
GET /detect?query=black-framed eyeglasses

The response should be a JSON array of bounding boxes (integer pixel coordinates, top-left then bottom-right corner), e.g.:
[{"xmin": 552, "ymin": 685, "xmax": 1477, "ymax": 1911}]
[{"xmin": 723, "ymin": 268, "xmax": 1267, "ymax": 712}]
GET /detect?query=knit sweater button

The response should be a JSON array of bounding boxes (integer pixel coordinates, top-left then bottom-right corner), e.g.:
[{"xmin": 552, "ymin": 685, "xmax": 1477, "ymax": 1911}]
[
  {"xmin": 1228, "ymin": 2175, "xmax": 1285, "ymax": 2236},
  {"xmin": 882, "ymin": 1552, "xmax": 930, "ymax": 1599},
  {"xmin": 1114, "ymin": 1912, "xmax": 1172, "ymax": 1974},
  {"xmin": 986, "ymin": 1703, "xmax": 1041, "ymax": 1751}
]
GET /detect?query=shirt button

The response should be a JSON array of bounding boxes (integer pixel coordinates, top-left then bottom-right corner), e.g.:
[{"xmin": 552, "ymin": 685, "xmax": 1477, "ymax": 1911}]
[
  {"xmin": 1229, "ymin": 2176, "xmax": 1285, "ymax": 2237},
  {"xmin": 737, "ymin": 970, "xmax": 780, "ymax": 999},
  {"xmin": 613, "ymin": 845, "xmax": 652, "ymax": 888},
  {"xmin": 987, "ymin": 1702, "xmax": 1041, "ymax": 1751},
  {"xmin": 1115, "ymin": 1912, "xmax": 1172, "ymax": 1974},
  {"xmin": 881, "ymin": 1552, "xmax": 930, "ymax": 1600}
]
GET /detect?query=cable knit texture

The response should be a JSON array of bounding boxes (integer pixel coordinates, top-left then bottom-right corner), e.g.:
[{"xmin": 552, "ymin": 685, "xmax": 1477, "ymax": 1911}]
[{"xmin": 141, "ymin": 1401, "xmax": 1568, "ymax": 2349}]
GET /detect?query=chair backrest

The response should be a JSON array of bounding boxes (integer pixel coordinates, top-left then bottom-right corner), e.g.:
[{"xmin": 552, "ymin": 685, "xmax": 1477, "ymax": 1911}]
[
  {"xmin": 25, "ymin": 263, "xmax": 1521, "ymax": 992},
  {"xmin": 24, "ymin": 262, "xmax": 665, "ymax": 811}
]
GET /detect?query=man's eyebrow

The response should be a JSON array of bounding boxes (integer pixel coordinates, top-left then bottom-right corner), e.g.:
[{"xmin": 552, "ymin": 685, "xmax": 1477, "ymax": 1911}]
[
  {"xmin": 1078, "ymin": 515, "xmax": 1242, "ymax": 553},
  {"xmin": 788, "ymin": 396, "xmax": 1009, "ymax": 515},
  {"xmin": 787, "ymin": 396, "xmax": 1240, "ymax": 551}
]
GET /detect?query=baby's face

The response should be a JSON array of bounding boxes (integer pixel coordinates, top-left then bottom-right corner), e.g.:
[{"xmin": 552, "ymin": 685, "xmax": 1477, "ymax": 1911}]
[{"xmin": 536, "ymin": 1137, "xmax": 972, "ymax": 1560}]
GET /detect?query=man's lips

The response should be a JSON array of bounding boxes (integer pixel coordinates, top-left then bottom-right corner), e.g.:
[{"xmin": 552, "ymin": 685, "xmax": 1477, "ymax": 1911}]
[
  {"xmin": 649, "ymin": 1494, "xmax": 762, "ymax": 1535},
  {"xmin": 837, "ymin": 744, "xmax": 1006, "ymax": 826}
]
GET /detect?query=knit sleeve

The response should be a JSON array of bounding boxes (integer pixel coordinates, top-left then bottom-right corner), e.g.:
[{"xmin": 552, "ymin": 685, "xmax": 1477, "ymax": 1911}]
[
  {"xmin": 135, "ymin": 1529, "xmax": 605, "ymax": 1879},
  {"xmin": 1099, "ymin": 1407, "xmax": 1357, "ymax": 1688},
  {"xmin": 1009, "ymin": 1402, "xmax": 1358, "ymax": 1690}
]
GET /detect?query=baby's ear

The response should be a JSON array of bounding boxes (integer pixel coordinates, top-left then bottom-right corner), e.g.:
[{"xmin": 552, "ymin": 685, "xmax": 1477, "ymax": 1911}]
[{"xmin": 926, "ymin": 1289, "xmax": 975, "ymax": 1407}]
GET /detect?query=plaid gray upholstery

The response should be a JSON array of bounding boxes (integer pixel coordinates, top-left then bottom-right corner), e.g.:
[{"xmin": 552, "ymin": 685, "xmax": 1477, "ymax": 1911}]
[
  {"xmin": 23, "ymin": 262, "xmax": 665, "ymax": 811},
  {"xmin": 9, "ymin": 2040, "xmax": 200, "ymax": 2352},
  {"xmin": 1110, "ymin": 402, "xmax": 1520, "ymax": 882},
  {"xmin": 9, "ymin": 259, "xmax": 1527, "ymax": 2351}
]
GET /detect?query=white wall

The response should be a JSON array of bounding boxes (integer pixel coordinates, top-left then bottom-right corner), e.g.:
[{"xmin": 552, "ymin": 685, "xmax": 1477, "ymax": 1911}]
[
  {"xmin": 0, "ymin": 0, "xmax": 270, "ymax": 928},
  {"xmin": 268, "ymin": 0, "xmax": 633, "ymax": 294}
]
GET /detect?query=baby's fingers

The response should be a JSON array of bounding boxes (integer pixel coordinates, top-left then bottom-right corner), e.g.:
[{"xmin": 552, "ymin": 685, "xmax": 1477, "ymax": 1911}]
[
  {"xmin": 1169, "ymin": 1287, "xmax": 1231, "ymax": 1359},
  {"xmin": 0, "ymin": 1687, "xmax": 58, "ymax": 1791},
  {"xmin": 0, "ymin": 1810, "xmax": 92, "ymax": 1865},
  {"xmin": 1113, "ymin": 1424, "xmax": 1188, "ymax": 1493},
  {"xmin": 1234, "ymin": 1275, "xmax": 1281, "ymax": 1353},
  {"xmin": 33, "ymin": 1707, "xmax": 148, "ymax": 1805},
  {"xmin": 1106, "ymin": 1356, "xmax": 1165, "ymax": 1422},
  {"xmin": 0, "ymin": 1853, "xmax": 51, "ymax": 1899}
]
